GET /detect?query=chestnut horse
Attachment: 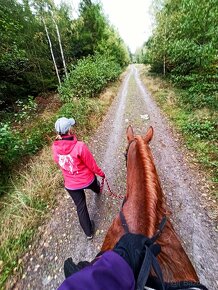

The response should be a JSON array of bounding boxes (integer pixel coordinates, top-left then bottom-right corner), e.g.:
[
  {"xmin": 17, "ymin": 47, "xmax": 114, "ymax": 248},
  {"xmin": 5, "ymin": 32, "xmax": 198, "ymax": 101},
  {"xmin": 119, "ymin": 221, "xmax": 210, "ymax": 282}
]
[{"xmin": 101, "ymin": 126, "xmax": 205, "ymax": 289}]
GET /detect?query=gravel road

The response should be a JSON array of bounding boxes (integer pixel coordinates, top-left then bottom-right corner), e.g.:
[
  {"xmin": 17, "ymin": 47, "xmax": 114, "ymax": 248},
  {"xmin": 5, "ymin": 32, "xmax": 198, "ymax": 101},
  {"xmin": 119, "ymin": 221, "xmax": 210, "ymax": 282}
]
[{"xmin": 14, "ymin": 65, "xmax": 218, "ymax": 290}]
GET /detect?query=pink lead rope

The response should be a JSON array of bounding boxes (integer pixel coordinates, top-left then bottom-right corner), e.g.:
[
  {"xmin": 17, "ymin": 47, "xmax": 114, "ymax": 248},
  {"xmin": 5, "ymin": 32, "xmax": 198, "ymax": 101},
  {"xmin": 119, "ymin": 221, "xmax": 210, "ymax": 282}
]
[{"xmin": 100, "ymin": 177, "xmax": 124, "ymax": 199}]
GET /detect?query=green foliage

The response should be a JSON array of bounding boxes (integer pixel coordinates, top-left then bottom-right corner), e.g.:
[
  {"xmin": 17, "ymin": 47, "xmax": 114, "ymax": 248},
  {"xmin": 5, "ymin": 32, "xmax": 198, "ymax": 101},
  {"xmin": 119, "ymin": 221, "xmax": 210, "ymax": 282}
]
[
  {"xmin": 171, "ymin": 73, "xmax": 218, "ymax": 109},
  {"xmin": 70, "ymin": 0, "xmax": 129, "ymax": 66},
  {"xmin": 71, "ymin": 0, "xmax": 107, "ymax": 57},
  {"xmin": 0, "ymin": 122, "xmax": 24, "ymax": 193},
  {"xmin": 57, "ymin": 98, "xmax": 97, "ymax": 137},
  {"xmin": 14, "ymin": 96, "xmax": 37, "ymax": 123},
  {"xmin": 146, "ymin": 3, "xmax": 217, "ymax": 72},
  {"xmin": 0, "ymin": 0, "xmax": 59, "ymax": 107},
  {"xmin": 59, "ymin": 54, "xmax": 122, "ymax": 102},
  {"xmin": 181, "ymin": 118, "xmax": 217, "ymax": 140},
  {"xmin": 0, "ymin": 0, "xmax": 129, "ymax": 109},
  {"xmin": 58, "ymin": 99, "xmax": 90, "ymax": 124},
  {"xmin": 0, "ymin": 111, "xmax": 46, "ymax": 174},
  {"xmin": 0, "ymin": 118, "xmax": 54, "ymax": 194},
  {"xmin": 0, "ymin": 123, "xmax": 23, "ymax": 165},
  {"xmin": 144, "ymin": 0, "xmax": 218, "ymax": 117},
  {"xmin": 97, "ymin": 26, "xmax": 130, "ymax": 67}
]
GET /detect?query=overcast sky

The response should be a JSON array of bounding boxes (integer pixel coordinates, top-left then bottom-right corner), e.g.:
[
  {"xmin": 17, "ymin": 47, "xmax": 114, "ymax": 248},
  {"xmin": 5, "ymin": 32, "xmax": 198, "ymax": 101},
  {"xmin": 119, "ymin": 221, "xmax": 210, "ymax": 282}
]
[{"xmin": 54, "ymin": 0, "xmax": 153, "ymax": 53}]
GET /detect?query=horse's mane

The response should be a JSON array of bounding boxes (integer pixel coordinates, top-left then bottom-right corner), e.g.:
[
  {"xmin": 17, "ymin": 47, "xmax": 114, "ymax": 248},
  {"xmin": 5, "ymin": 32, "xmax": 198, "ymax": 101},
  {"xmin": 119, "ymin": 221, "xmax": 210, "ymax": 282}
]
[
  {"xmin": 134, "ymin": 136, "xmax": 167, "ymax": 237},
  {"xmin": 133, "ymin": 136, "xmax": 198, "ymax": 282}
]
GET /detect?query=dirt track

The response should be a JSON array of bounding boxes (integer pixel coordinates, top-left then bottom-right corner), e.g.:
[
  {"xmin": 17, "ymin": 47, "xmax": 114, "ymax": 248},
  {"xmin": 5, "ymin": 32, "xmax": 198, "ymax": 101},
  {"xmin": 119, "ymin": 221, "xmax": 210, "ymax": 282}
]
[{"xmin": 14, "ymin": 65, "xmax": 218, "ymax": 290}]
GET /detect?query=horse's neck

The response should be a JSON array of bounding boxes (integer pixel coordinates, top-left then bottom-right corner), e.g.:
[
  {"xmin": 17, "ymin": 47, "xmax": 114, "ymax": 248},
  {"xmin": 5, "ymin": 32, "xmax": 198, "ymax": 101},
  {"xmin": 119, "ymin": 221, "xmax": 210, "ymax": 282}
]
[
  {"xmin": 126, "ymin": 162, "xmax": 146, "ymax": 200},
  {"xmin": 126, "ymin": 153, "xmax": 160, "ymax": 237}
]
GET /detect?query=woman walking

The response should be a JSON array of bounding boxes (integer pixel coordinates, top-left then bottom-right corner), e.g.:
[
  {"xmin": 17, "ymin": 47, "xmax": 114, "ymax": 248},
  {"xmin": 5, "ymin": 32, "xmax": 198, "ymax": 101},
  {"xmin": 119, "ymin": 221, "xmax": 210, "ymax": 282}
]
[{"xmin": 52, "ymin": 117, "xmax": 105, "ymax": 240}]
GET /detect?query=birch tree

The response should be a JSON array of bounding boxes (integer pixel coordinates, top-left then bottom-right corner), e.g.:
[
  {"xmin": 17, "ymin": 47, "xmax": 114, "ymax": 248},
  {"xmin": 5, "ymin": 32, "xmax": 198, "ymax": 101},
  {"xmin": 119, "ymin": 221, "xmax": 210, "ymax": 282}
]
[
  {"xmin": 48, "ymin": 0, "xmax": 68, "ymax": 78},
  {"xmin": 34, "ymin": 0, "xmax": 61, "ymax": 85},
  {"xmin": 42, "ymin": 16, "xmax": 61, "ymax": 85}
]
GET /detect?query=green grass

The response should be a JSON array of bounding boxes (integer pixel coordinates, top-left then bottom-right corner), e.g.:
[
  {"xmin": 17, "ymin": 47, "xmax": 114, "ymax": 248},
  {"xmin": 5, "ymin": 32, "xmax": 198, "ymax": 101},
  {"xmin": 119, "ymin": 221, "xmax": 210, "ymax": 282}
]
[
  {"xmin": 0, "ymin": 153, "xmax": 61, "ymax": 289},
  {"xmin": 0, "ymin": 229, "xmax": 35, "ymax": 287}
]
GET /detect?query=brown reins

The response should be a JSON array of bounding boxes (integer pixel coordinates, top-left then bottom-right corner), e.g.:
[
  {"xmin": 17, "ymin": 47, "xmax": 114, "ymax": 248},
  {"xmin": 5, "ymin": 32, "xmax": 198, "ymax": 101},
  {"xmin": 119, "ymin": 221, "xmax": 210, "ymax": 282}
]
[{"xmin": 100, "ymin": 177, "xmax": 124, "ymax": 199}]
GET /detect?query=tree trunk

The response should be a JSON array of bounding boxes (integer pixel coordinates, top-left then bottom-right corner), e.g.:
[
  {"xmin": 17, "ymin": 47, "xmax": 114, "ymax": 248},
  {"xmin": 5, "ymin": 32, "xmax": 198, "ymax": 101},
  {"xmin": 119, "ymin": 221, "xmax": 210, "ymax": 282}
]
[
  {"xmin": 163, "ymin": 23, "xmax": 167, "ymax": 76},
  {"xmin": 42, "ymin": 17, "xmax": 61, "ymax": 85},
  {"xmin": 50, "ymin": 9, "xmax": 68, "ymax": 78}
]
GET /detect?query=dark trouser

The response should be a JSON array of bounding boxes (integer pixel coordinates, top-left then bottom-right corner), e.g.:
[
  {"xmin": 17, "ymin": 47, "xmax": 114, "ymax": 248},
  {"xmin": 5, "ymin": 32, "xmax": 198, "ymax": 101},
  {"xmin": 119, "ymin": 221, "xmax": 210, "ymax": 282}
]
[{"xmin": 66, "ymin": 177, "xmax": 100, "ymax": 236}]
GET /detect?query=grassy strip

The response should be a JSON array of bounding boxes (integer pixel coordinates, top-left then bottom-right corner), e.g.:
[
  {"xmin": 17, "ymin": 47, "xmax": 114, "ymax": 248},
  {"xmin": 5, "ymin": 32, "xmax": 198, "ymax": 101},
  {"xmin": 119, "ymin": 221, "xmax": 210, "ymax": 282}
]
[
  {"xmin": 0, "ymin": 80, "xmax": 121, "ymax": 289},
  {"xmin": 139, "ymin": 65, "xmax": 218, "ymax": 198},
  {"xmin": 0, "ymin": 148, "xmax": 61, "ymax": 288}
]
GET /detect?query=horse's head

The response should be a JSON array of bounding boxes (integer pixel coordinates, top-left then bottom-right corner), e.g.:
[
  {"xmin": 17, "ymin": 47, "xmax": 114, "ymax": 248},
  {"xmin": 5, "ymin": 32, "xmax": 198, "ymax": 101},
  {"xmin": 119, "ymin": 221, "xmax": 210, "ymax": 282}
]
[
  {"xmin": 125, "ymin": 125, "xmax": 154, "ymax": 168},
  {"xmin": 126, "ymin": 125, "xmax": 153, "ymax": 144}
]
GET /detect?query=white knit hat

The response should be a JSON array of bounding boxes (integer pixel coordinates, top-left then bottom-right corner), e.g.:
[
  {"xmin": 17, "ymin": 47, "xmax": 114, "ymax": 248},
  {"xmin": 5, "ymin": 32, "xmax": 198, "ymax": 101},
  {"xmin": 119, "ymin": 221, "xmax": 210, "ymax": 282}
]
[{"xmin": 55, "ymin": 117, "xmax": 75, "ymax": 134}]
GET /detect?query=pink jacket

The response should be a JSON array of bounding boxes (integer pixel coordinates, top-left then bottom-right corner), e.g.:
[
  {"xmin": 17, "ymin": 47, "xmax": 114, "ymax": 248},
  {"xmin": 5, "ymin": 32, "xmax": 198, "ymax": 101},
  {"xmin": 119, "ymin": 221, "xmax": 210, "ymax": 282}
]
[{"xmin": 52, "ymin": 135, "xmax": 104, "ymax": 190}]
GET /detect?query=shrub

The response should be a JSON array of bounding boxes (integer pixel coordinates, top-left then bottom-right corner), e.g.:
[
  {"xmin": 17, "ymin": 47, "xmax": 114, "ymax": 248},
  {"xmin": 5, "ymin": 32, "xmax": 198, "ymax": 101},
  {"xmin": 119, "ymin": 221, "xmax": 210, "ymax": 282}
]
[
  {"xmin": 181, "ymin": 118, "xmax": 217, "ymax": 140},
  {"xmin": 14, "ymin": 96, "xmax": 37, "ymax": 124},
  {"xmin": 59, "ymin": 54, "xmax": 122, "ymax": 102},
  {"xmin": 0, "ymin": 119, "xmax": 53, "ymax": 195},
  {"xmin": 171, "ymin": 73, "xmax": 218, "ymax": 110},
  {"xmin": 0, "ymin": 123, "xmax": 24, "ymax": 166}
]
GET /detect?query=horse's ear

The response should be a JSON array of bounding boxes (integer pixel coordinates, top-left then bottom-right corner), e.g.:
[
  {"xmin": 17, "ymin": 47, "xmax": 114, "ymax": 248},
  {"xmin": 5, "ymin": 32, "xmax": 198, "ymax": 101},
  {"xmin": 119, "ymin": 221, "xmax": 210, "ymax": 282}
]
[
  {"xmin": 144, "ymin": 126, "xmax": 153, "ymax": 143},
  {"xmin": 126, "ymin": 125, "xmax": 134, "ymax": 142}
]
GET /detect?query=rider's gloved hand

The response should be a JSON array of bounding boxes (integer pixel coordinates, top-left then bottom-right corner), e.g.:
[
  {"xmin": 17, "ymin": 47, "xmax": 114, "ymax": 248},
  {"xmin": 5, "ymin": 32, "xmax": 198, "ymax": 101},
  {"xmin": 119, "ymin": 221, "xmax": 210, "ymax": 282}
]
[
  {"xmin": 113, "ymin": 233, "xmax": 161, "ymax": 279},
  {"xmin": 64, "ymin": 257, "xmax": 91, "ymax": 278}
]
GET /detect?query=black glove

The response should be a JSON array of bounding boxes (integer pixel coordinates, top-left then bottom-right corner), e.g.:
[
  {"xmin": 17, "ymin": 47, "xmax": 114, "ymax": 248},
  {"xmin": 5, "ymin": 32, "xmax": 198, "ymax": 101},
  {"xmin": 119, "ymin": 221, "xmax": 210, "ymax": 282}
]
[
  {"xmin": 113, "ymin": 233, "xmax": 161, "ymax": 280},
  {"xmin": 64, "ymin": 257, "xmax": 91, "ymax": 278}
]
